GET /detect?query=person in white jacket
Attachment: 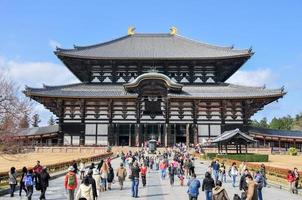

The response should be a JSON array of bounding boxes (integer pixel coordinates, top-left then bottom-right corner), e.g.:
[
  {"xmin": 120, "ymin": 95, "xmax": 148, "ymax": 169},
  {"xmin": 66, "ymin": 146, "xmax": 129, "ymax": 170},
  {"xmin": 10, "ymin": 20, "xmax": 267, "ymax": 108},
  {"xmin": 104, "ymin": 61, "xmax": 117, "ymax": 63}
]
[
  {"xmin": 230, "ymin": 162, "xmax": 238, "ymax": 187},
  {"xmin": 76, "ymin": 177, "xmax": 93, "ymax": 200}
]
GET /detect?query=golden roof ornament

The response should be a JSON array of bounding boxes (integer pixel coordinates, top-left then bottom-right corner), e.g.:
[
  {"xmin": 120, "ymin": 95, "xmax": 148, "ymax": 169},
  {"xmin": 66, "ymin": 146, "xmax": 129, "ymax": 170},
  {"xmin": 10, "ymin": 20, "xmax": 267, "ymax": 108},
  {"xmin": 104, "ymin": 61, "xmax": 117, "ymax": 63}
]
[
  {"xmin": 170, "ymin": 26, "xmax": 177, "ymax": 35},
  {"xmin": 128, "ymin": 27, "xmax": 135, "ymax": 35}
]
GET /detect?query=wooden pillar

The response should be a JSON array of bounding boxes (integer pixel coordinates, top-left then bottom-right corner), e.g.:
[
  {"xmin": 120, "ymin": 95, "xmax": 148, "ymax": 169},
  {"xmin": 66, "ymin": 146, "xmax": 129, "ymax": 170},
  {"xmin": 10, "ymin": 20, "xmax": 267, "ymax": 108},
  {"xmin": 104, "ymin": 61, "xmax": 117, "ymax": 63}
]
[
  {"xmin": 239, "ymin": 144, "xmax": 242, "ymax": 154},
  {"xmin": 193, "ymin": 125, "xmax": 198, "ymax": 146},
  {"xmin": 186, "ymin": 124, "xmax": 190, "ymax": 147},
  {"xmin": 225, "ymin": 144, "xmax": 228, "ymax": 154},
  {"xmin": 294, "ymin": 139, "xmax": 296, "ymax": 148},
  {"xmin": 57, "ymin": 100, "xmax": 64, "ymax": 146},
  {"xmin": 173, "ymin": 124, "xmax": 177, "ymax": 145},
  {"xmin": 164, "ymin": 123, "xmax": 168, "ymax": 147},
  {"xmin": 158, "ymin": 124, "xmax": 161, "ymax": 145},
  {"xmin": 144, "ymin": 124, "xmax": 148, "ymax": 146},
  {"xmin": 135, "ymin": 124, "xmax": 140, "ymax": 147},
  {"xmin": 80, "ymin": 99, "xmax": 86, "ymax": 146},
  {"xmin": 245, "ymin": 144, "xmax": 248, "ymax": 154},
  {"xmin": 128, "ymin": 124, "xmax": 132, "ymax": 146},
  {"xmin": 278, "ymin": 137, "xmax": 281, "ymax": 153},
  {"xmin": 263, "ymin": 136, "xmax": 266, "ymax": 148},
  {"xmin": 115, "ymin": 124, "xmax": 119, "ymax": 146}
]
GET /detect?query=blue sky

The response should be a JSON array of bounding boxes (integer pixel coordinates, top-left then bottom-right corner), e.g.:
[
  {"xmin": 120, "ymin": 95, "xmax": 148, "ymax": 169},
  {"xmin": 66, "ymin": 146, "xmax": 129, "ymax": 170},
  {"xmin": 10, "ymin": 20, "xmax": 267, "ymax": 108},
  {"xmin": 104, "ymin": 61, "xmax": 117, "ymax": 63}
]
[{"xmin": 0, "ymin": 1, "xmax": 302, "ymax": 125}]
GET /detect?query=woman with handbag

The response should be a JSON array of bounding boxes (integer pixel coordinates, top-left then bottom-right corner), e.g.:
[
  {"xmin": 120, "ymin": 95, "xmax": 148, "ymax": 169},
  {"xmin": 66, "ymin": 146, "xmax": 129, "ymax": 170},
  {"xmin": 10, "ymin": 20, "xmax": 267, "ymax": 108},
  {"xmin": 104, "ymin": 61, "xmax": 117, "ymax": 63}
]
[{"xmin": 8, "ymin": 167, "xmax": 17, "ymax": 197}]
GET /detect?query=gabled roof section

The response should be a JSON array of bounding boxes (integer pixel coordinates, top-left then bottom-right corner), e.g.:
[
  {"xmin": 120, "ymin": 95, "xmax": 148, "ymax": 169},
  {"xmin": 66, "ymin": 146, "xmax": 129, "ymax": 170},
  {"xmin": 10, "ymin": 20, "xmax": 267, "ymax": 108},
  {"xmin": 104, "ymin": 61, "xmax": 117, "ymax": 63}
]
[
  {"xmin": 123, "ymin": 72, "xmax": 183, "ymax": 92},
  {"xmin": 55, "ymin": 33, "xmax": 253, "ymax": 60},
  {"xmin": 212, "ymin": 128, "xmax": 256, "ymax": 144}
]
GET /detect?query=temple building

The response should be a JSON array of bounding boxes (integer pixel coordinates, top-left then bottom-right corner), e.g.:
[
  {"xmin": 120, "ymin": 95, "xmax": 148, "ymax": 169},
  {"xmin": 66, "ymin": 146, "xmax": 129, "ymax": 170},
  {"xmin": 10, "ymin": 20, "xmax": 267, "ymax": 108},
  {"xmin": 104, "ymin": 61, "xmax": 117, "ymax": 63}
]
[{"xmin": 24, "ymin": 28, "xmax": 285, "ymax": 147}]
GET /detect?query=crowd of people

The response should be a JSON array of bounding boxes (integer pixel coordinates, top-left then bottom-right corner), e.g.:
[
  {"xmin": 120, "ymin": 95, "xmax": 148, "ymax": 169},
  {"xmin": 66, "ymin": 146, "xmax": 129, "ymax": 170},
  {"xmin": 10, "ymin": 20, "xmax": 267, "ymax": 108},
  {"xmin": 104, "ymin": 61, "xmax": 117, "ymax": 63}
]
[
  {"xmin": 8, "ymin": 160, "xmax": 50, "ymax": 200},
  {"xmin": 6, "ymin": 145, "xmax": 300, "ymax": 200}
]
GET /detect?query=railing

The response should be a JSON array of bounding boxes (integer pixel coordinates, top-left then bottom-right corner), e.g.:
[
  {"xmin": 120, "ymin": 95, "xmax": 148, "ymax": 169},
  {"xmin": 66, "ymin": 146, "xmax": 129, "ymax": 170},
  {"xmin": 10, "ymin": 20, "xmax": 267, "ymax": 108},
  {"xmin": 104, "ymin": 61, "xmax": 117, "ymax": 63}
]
[{"xmin": 0, "ymin": 152, "xmax": 113, "ymax": 188}]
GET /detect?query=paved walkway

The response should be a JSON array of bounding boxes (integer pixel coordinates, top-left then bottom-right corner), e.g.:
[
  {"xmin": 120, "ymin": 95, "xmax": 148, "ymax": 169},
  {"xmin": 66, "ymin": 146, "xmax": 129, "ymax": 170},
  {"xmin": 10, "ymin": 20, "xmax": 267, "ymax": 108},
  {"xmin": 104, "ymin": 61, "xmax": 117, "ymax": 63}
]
[{"xmin": 1, "ymin": 157, "xmax": 301, "ymax": 200}]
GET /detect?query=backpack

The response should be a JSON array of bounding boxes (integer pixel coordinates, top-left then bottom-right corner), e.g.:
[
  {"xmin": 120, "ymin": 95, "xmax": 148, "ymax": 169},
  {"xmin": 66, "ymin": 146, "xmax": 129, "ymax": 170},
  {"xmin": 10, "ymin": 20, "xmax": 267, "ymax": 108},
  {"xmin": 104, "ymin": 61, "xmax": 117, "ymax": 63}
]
[
  {"xmin": 67, "ymin": 173, "xmax": 76, "ymax": 187},
  {"xmin": 24, "ymin": 174, "xmax": 33, "ymax": 186}
]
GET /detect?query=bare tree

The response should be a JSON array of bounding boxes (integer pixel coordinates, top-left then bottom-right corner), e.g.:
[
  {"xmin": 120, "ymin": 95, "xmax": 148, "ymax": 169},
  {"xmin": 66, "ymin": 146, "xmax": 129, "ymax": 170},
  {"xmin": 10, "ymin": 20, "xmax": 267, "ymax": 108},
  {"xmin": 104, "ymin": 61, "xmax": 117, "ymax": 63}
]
[{"xmin": 0, "ymin": 72, "xmax": 33, "ymax": 153}]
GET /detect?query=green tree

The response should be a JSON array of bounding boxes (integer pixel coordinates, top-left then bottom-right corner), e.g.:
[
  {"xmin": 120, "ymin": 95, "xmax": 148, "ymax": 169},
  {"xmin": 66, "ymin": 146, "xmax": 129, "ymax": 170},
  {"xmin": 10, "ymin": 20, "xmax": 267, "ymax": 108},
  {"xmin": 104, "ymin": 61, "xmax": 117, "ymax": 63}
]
[
  {"xmin": 48, "ymin": 115, "xmax": 55, "ymax": 125},
  {"xmin": 31, "ymin": 113, "xmax": 41, "ymax": 127},
  {"xmin": 259, "ymin": 117, "xmax": 269, "ymax": 128}
]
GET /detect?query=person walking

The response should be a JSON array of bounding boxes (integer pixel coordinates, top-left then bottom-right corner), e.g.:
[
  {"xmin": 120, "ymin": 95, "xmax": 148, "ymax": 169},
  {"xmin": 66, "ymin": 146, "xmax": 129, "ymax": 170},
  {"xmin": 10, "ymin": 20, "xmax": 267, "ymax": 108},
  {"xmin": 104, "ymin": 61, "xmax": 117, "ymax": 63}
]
[
  {"xmin": 64, "ymin": 166, "xmax": 78, "ymax": 200},
  {"xmin": 100, "ymin": 162, "xmax": 109, "ymax": 192},
  {"xmin": 130, "ymin": 161, "xmax": 140, "ymax": 198},
  {"xmin": 107, "ymin": 162, "xmax": 114, "ymax": 190},
  {"xmin": 116, "ymin": 163, "xmax": 127, "ymax": 190},
  {"xmin": 168, "ymin": 163, "xmax": 175, "ymax": 186},
  {"xmin": 159, "ymin": 160, "xmax": 167, "ymax": 180},
  {"xmin": 245, "ymin": 174, "xmax": 258, "ymax": 200},
  {"xmin": 86, "ymin": 170, "xmax": 98, "ymax": 200},
  {"xmin": 39, "ymin": 167, "xmax": 50, "ymax": 200},
  {"xmin": 140, "ymin": 163, "xmax": 147, "ymax": 187},
  {"xmin": 254, "ymin": 170, "xmax": 264, "ymax": 200},
  {"xmin": 187, "ymin": 173, "xmax": 201, "ymax": 200},
  {"xmin": 24, "ymin": 169, "xmax": 34, "ymax": 200},
  {"xmin": 212, "ymin": 180, "xmax": 230, "ymax": 200},
  {"xmin": 33, "ymin": 160, "xmax": 43, "ymax": 174},
  {"xmin": 8, "ymin": 167, "xmax": 17, "ymax": 197},
  {"xmin": 79, "ymin": 161, "xmax": 86, "ymax": 180},
  {"xmin": 219, "ymin": 163, "xmax": 226, "ymax": 183},
  {"xmin": 239, "ymin": 169, "xmax": 249, "ymax": 191},
  {"xmin": 92, "ymin": 169, "xmax": 101, "ymax": 196},
  {"xmin": 287, "ymin": 170, "xmax": 295, "ymax": 194},
  {"xmin": 76, "ymin": 176, "xmax": 94, "ymax": 200},
  {"xmin": 19, "ymin": 167, "xmax": 28, "ymax": 197},
  {"xmin": 212, "ymin": 160, "xmax": 220, "ymax": 184},
  {"xmin": 230, "ymin": 162, "xmax": 238, "ymax": 187},
  {"xmin": 293, "ymin": 167, "xmax": 300, "ymax": 194},
  {"xmin": 202, "ymin": 172, "xmax": 215, "ymax": 200}
]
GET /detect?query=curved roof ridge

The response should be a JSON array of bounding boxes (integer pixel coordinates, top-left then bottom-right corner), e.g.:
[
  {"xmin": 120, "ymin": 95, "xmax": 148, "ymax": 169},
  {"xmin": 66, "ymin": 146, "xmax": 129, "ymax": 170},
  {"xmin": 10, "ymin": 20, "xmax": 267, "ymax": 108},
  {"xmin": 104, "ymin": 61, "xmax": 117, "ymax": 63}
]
[
  {"xmin": 227, "ymin": 83, "xmax": 284, "ymax": 92},
  {"xmin": 174, "ymin": 34, "xmax": 251, "ymax": 53},
  {"xmin": 56, "ymin": 35, "xmax": 131, "ymax": 53}
]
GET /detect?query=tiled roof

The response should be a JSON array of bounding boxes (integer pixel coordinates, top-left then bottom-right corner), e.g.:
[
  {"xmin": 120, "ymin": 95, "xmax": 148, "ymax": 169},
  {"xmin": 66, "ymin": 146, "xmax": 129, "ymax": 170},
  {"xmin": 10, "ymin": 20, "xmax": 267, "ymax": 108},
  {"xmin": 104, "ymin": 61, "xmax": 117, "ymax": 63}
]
[
  {"xmin": 55, "ymin": 33, "xmax": 252, "ymax": 59},
  {"xmin": 249, "ymin": 127, "xmax": 302, "ymax": 138},
  {"xmin": 24, "ymin": 82, "xmax": 284, "ymax": 99},
  {"xmin": 16, "ymin": 125, "xmax": 59, "ymax": 137},
  {"xmin": 212, "ymin": 128, "xmax": 256, "ymax": 143}
]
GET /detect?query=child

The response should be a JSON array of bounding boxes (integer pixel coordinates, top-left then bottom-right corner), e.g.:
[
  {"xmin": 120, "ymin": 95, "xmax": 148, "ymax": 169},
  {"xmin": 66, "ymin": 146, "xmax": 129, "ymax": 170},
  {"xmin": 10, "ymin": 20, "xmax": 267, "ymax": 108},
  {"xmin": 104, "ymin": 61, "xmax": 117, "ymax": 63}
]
[{"xmin": 178, "ymin": 174, "xmax": 185, "ymax": 186}]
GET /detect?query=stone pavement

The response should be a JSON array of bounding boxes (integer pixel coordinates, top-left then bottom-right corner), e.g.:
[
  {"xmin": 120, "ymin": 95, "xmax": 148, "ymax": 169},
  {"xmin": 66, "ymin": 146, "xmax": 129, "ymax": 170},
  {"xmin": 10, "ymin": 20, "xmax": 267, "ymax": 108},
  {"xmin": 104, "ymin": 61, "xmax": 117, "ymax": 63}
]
[{"xmin": 1, "ymin": 156, "xmax": 301, "ymax": 200}]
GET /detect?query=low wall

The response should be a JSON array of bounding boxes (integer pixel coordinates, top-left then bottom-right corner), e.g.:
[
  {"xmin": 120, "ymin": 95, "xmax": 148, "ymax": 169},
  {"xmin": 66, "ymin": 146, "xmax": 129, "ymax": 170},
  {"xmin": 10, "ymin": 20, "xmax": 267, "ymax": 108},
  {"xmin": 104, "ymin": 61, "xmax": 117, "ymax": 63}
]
[{"xmin": 35, "ymin": 146, "xmax": 108, "ymax": 154}]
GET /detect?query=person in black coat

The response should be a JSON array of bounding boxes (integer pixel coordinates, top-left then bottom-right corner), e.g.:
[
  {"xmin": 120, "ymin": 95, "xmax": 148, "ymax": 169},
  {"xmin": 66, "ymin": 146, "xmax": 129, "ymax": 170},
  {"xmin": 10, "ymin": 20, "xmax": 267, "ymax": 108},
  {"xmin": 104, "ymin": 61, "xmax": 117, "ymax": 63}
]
[
  {"xmin": 239, "ymin": 169, "xmax": 249, "ymax": 191},
  {"xmin": 202, "ymin": 172, "xmax": 215, "ymax": 200},
  {"xmin": 107, "ymin": 163, "xmax": 115, "ymax": 190},
  {"xmin": 19, "ymin": 167, "xmax": 28, "ymax": 197},
  {"xmin": 86, "ymin": 170, "xmax": 98, "ymax": 200},
  {"xmin": 39, "ymin": 168, "xmax": 50, "ymax": 200}
]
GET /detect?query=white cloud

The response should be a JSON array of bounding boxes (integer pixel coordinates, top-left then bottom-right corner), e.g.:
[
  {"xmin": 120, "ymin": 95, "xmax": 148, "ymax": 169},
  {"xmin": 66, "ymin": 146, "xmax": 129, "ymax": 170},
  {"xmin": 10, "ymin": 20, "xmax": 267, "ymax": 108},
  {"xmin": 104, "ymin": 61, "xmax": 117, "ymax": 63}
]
[
  {"xmin": 227, "ymin": 68, "xmax": 275, "ymax": 87},
  {"xmin": 0, "ymin": 56, "xmax": 79, "ymax": 126},
  {"xmin": 0, "ymin": 57, "xmax": 78, "ymax": 87},
  {"xmin": 49, "ymin": 40, "xmax": 61, "ymax": 50}
]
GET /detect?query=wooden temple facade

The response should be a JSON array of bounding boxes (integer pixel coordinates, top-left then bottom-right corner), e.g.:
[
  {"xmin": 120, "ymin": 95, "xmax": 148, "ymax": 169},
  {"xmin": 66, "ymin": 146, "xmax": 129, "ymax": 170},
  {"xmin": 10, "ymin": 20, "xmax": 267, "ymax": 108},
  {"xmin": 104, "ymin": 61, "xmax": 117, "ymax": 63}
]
[{"xmin": 24, "ymin": 29, "xmax": 285, "ymax": 147}]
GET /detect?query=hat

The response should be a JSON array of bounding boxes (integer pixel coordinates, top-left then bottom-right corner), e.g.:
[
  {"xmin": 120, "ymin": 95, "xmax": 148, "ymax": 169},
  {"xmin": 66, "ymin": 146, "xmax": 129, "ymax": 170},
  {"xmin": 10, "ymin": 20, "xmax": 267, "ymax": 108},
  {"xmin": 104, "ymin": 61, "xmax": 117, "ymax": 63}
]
[{"xmin": 68, "ymin": 166, "xmax": 75, "ymax": 171}]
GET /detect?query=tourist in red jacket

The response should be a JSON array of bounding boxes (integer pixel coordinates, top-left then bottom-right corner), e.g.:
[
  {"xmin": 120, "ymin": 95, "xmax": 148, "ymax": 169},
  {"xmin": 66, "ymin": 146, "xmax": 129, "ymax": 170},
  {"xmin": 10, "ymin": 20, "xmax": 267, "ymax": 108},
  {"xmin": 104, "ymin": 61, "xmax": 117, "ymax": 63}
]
[
  {"xmin": 287, "ymin": 170, "xmax": 295, "ymax": 194},
  {"xmin": 64, "ymin": 166, "xmax": 78, "ymax": 200},
  {"xmin": 140, "ymin": 163, "xmax": 148, "ymax": 187}
]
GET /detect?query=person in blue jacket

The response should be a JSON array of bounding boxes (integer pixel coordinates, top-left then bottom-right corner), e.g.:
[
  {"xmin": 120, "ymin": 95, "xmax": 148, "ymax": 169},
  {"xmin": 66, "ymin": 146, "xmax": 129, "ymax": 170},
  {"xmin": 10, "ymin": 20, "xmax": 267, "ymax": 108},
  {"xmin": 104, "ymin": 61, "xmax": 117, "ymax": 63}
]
[{"xmin": 187, "ymin": 173, "xmax": 201, "ymax": 200}]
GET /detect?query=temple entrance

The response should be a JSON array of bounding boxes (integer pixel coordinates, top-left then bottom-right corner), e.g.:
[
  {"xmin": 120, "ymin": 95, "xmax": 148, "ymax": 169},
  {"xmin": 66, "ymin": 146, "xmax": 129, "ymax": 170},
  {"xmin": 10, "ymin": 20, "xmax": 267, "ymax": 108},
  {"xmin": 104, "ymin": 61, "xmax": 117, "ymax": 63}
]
[
  {"xmin": 117, "ymin": 124, "xmax": 131, "ymax": 146},
  {"xmin": 141, "ymin": 124, "xmax": 163, "ymax": 146},
  {"xmin": 175, "ymin": 124, "xmax": 187, "ymax": 144}
]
